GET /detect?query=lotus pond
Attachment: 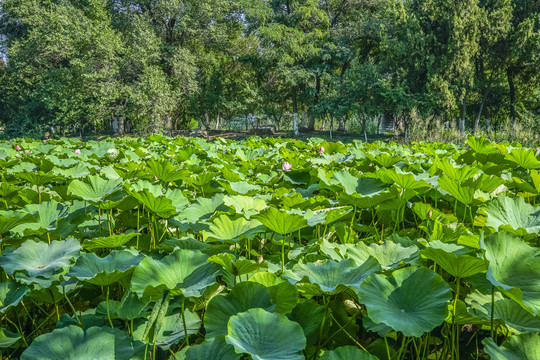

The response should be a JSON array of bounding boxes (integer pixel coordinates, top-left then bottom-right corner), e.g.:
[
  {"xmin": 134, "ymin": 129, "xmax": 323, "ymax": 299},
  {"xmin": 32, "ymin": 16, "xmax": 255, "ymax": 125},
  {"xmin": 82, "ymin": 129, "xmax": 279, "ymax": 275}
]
[{"xmin": 0, "ymin": 135, "xmax": 539, "ymax": 359}]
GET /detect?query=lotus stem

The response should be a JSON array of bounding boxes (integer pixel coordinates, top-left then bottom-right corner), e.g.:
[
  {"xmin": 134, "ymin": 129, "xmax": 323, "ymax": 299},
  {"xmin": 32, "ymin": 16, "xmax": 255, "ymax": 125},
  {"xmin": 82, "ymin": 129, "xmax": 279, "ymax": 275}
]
[
  {"xmin": 181, "ymin": 296, "xmax": 190, "ymax": 346},
  {"xmin": 384, "ymin": 336, "xmax": 392, "ymax": 360},
  {"xmin": 106, "ymin": 286, "xmax": 114, "ymax": 329}
]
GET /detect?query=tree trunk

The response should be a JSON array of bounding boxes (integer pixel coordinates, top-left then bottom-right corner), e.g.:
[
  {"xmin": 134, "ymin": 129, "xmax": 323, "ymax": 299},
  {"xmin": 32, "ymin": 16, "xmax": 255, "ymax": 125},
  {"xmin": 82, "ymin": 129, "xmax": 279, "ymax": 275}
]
[
  {"xmin": 215, "ymin": 112, "xmax": 220, "ymax": 130},
  {"xmin": 308, "ymin": 74, "xmax": 320, "ymax": 131},
  {"xmin": 359, "ymin": 111, "xmax": 367, "ymax": 142},
  {"xmin": 337, "ymin": 117, "xmax": 345, "ymax": 131},
  {"xmin": 118, "ymin": 116, "xmax": 125, "ymax": 135},
  {"xmin": 459, "ymin": 95, "xmax": 466, "ymax": 136},
  {"xmin": 329, "ymin": 115, "xmax": 333, "ymax": 140},
  {"xmin": 507, "ymin": 67, "xmax": 516, "ymax": 124},
  {"xmin": 163, "ymin": 112, "xmax": 172, "ymax": 136},
  {"xmin": 292, "ymin": 87, "xmax": 299, "ymax": 136}
]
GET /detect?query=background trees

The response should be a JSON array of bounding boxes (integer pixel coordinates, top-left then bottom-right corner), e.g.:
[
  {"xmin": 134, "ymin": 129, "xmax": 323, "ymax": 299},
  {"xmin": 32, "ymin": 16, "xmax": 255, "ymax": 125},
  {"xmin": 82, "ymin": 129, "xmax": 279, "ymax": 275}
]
[{"xmin": 0, "ymin": 0, "xmax": 539, "ymax": 140}]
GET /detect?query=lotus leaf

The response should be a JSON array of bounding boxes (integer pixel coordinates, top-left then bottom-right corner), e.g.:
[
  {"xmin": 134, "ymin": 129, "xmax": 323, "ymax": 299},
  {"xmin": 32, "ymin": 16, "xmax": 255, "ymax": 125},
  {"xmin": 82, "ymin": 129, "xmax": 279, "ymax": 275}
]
[
  {"xmin": 68, "ymin": 175, "xmax": 123, "ymax": 203},
  {"xmin": 20, "ymin": 326, "xmax": 133, "ymax": 360},
  {"xmin": 184, "ymin": 336, "xmax": 241, "ymax": 360},
  {"xmin": 483, "ymin": 333, "xmax": 540, "ymax": 360},
  {"xmin": 0, "ymin": 238, "xmax": 81, "ymax": 278},
  {"xmin": 358, "ymin": 266, "xmax": 452, "ymax": 337},
  {"xmin": 480, "ymin": 195, "xmax": 540, "ymax": 235},
  {"xmin": 131, "ymin": 249, "xmax": 220, "ymax": 298},
  {"xmin": 225, "ymin": 308, "xmax": 306, "ymax": 360},
  {"xmin": 254, "ymin": 207, "xmax": 308, "ymax": 235},
  {"xmin": 481, "ymin": 232, "xmax": 540, "ymax": 315},
  {"xmin": 320, "ymin": 346, "xmax": 378, "ymax": 360},
  {"xmin": 67, "ymin": 250, "xmax": 144, "ymax": 286},
  {"xmin": 0, "ymin": 279, "xmax": 29, "ymax": 313},
  {"xmin": 284, "ymin": 258, "xmax": 380, "ymax": 296}
]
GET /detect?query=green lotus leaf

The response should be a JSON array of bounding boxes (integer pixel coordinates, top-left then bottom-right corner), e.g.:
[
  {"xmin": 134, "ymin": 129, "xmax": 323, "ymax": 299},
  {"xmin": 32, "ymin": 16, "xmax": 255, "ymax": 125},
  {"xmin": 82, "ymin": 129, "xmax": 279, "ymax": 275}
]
[
  {"xmin": 204, "ymin": 281, "xmax": 274, "ymax": 338},
  {"xmin": 223, "ymin": 195, "xmax": 267, "ymax": 219},
  {"xmin": 254, "ymin": 207, "xmax": 308, "ymax": 235},
  {"xmin": 466, "ymin": 137, "xmax": 497, "ymax": 155},
  {"xmin": 68, "ymin": 175, "xmax": 123, "ymax": 203},
  {"xmin": 320, "ymin": 346, "xmax": 378, "ymax": 360},
  {"xmin": 367, "ymin": 241, "xmax": 418, "ymax": 270},
  {"xmin": 287, "ymin": 301, "xmax": 325, "ymax": 346},
  {"xmin": 210, "ymin": 254, "xmax": 267, "ymax": 277},
  {"xmin": 379, "ymin": 168, "xmax": 430, "ymax": 190},
  {"xmin": 369, "ymin": 152, "xmax": 402, "ymax": 167},
  {"xmin": 226, "ymin": 308, "xmax": 306, "ymax": 360},
  {"xmin": 116, "ymin": 290, "xmax": 150, "ymax": 320},
  {"xmin": 479, "ymin": 195, "xmax": 540, "ymax": 235},
  {"xmin": 185, "ymin": 336, "xmax": 241, "ymax": 360},
  {"xmin": 0, "ymin": 328, "xmax": 20, "ymax": 348},
  {"xmin": 0, "ymin": 279, "xmax": 29, "ymax": 313},
  {"xmin": 247, "ymin": 272, "xmax": 298, "ymax": 313},
  {"xmin": 330, "ymin": 171, "xmax": 387, "ymax": 196},
  {"xmin": 505, "ymin": 148, "xmax": 540, "ymax": 169},
  {"xmin": 483, "ymin": 334, "xmax": 540, "ymax": 360},
  {"xmin": 358, "ymin": 266, "xmax": 452, "ymax": 337},
  {"xmin": 204, "ymin": 215, "xmax": 263, "ymax": 241},
  {"xmin": 340, "ymin": 191, "xmax": 394, "ymax": 209},
  {"xmin": 438, "ymin": 176, "xmax": 475, "ymax": 205},
  {"xmin": 166, "ymin": 188, "xmax": 189, "ymax": 212},
  {"xmin": 434, "ymin": 159, "xmax": 479, "ymax": 182},
  {"xmin": 468, "ymin": 291, "xmax": 540, "ymax": 333},
  {"xmin": 20, "ymin": 200, "xmax": 68, "ymax": 232},
  {"xmin": 176, "ymin": 194, "xmax": 226, "ymax": 222},
  {"xmin": 0, "ymin": 238, "xmax": 81, "ymax": 278},
  {"xmin": 131, "ymin": 249, "xmax": 220, "ymax": 298},
  {"xmin": 82, "ymin": 232, "xmax": 138, "ymax": 250},
  {"xmin": 481, "ymin": 232, "xmax": 540, "ymax": 315},
  {"xmin": 129, "ymin": 189, "xmax": 177, "ymax": 219},
  {"xmin": 421, "ymin": 241, "xmax": 487, "ymax": 278},
  {"xmin": 284, "ymin": 258, "xmax": 380, "ymax": 296},
  {"xmin": 133, "ymin": 309, "xmax": 200, "ymax": 349},
  {"xmin": 225, "ymin": 181, "xmax": 261, "ymax": 195},
  {"xmin": 20, "ymin": 326, "xmax": 133, "ymax": 360},
  {"xmin": 52, "ymin": 163, "xmax": 91, "ymax": 179},
  {"xmin": 0, "ymin": 211, "xmax": 34, "ymax": 235},
  {"xmin": 17, "ymin": 171, "xmax": 58, "ymax": 186},
  {"xmin": 146, "ymin": 158, "xmax": 188, "ymax": 182},
  {"xmin": 67, "ymin": 250, "xmax": 144, "ymax": 286}
]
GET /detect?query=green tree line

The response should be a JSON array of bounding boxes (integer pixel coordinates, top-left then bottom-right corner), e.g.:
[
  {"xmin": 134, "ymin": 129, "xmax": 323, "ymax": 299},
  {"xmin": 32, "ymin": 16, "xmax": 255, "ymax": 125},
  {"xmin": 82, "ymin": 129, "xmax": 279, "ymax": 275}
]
[{"xmin": 0, "ymin": 0, "xmax": 539, "ymax": 139}]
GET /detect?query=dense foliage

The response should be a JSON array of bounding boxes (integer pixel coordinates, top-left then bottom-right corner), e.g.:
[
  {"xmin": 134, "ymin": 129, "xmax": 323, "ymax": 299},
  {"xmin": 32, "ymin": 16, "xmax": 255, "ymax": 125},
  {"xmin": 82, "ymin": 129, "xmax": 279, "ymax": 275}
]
[
  {"xmin": 0, "ymin": 1, "xmax": 539, "ymax": 138},
  {"xmin": 0, "ymin": 135, "xmax": 539, "ymax": 359}
]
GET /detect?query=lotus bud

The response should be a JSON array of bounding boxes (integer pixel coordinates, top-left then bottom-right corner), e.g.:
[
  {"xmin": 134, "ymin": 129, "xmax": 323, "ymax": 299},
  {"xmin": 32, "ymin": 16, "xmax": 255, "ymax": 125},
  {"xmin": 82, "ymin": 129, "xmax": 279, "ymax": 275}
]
[
  {"xmin": 74, "ymin": 149, "xmax": 81, "ymax": 154},
  {"xmin": 428, "ymin": 209, "xmax": 433, "ymax": 218},
  {"xmin": 15, "ymin": 144, "xmax": 21, "ymax": 151},
  {"xmin": 258, "ymin": 255, "xmax": 263, "ymax": 264},
  {"xmin": 317, "ymin": 146, "xmax": 324, "ymax": 154}
]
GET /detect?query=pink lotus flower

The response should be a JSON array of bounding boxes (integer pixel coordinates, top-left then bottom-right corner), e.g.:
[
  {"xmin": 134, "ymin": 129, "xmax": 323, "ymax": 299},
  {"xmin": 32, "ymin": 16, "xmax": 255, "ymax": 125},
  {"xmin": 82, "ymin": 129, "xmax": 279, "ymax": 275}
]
[
  {"xmin": 155, "ymin": 176, "xmax": 159, "ymax": 181},
  {"xmin": 317, "ymin": 146, "xmax": 324, "ymax": 154},
  {"xmin": 74, "ymin": 149, "xmax": 81, "ymax": 154},
  {"xmin": 258, "ymin": 255, "xmax": 263, "ymax": 264},
  {"xmin": 15, "ymin": 145, "xmax": 20, "ymax": 151},
  {"xmin": 536, "ymin": 146, "xmax": 540, "ymax": 151},
  {"xmin": 281, "ymin": 162, "xmax": 292, "ymax": 172}
]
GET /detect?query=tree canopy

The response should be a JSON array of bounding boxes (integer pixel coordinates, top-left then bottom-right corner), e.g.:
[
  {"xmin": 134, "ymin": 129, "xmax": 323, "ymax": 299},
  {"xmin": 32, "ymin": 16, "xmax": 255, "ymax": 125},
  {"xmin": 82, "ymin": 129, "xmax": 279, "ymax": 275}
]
[{"xmin": 0, "ymin": 0, "xmax": 539, "ymax": 139}]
